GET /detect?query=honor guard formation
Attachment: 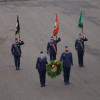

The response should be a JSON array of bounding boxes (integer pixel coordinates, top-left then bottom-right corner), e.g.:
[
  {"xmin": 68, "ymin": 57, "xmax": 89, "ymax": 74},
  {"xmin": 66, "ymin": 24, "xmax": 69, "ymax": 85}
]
[
  {"xmin": 1, "ymin": 0, "xmax": 100, "ymax": 99},
  {"xmin": 11, "ymin": 11, "xmax": 88, "ymax": 87}
]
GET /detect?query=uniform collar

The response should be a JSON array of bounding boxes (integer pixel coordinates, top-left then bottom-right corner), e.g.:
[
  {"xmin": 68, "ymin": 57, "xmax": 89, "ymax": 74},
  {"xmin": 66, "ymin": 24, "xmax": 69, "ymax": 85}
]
[{"xmin": 65, "ymin": 51, "xmax": 69, "ymax": 54}]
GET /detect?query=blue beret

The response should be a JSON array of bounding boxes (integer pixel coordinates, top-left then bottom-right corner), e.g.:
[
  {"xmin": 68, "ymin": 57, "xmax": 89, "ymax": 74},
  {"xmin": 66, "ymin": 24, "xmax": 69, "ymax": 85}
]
[
  {"xmin": 65, "ymin": 46, "xmax": 68, "ymax": 48},
  {"xmin": 40, "ymin": 51, "xmax": 44, "ymax": 54},
  {"xmin": 15, "ymin": 38, "xmax": 18, "ymax": 40},
  {"xmin": 51, "ymin": 36, "xmax": 54, "ymax": 39},
  {"xmin": 79, "ymin": 33, "xmax": 82, "ymax": 36}
]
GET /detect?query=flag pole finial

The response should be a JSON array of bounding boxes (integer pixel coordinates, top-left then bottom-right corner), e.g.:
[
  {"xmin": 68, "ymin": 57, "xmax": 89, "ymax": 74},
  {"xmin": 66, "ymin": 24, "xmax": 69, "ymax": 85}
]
[{"xmin": 80, "ymin": 8, "xmax": 82, "ymax": 12}]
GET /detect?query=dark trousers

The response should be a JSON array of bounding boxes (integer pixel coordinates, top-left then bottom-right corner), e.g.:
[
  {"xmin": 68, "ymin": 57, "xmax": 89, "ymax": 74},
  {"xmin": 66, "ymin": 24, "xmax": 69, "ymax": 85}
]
[
  {"xmin": 14, "ymin": 56, "xmax": 20, "ymax": 69},
  {"xmin": 63, "ymin": 67, "xmax": 71, "ymax": 83},
  {"xmin": 77, "ymin": 51, "xmax": 84, "ymax": 66},
  {"xmin": 38, "ymin": 71, "xmax": 46, "ymax": 86},
  {"xmin": 50, "ymin": 53, "xmax": 56, "ymax": 61}
]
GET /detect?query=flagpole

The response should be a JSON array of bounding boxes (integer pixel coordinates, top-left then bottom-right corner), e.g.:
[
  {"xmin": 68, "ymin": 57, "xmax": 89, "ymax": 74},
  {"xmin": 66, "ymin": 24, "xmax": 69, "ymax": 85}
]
[
  {"xmin": 82, "ymin": 25, "xmax": 83, "ymax": 34},
  {"xmin": 18, "ymin": 15, "xmax": 21, "ymax": 57},
  {"xmin": 56, "ymin": 34, "xmax": 58, "ymax": 52}
]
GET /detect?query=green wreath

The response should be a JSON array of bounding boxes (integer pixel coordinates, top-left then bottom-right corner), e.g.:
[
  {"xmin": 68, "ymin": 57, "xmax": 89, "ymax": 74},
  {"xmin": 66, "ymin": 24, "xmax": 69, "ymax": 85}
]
[{"xmin": 46, "ymin": 60, "xmax": 63, "ymax": 79}]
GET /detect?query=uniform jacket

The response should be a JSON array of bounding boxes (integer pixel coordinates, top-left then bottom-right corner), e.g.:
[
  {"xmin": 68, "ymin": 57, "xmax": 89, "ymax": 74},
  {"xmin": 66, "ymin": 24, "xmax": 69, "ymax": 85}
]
[
  {"xmin": 60, "ymin": 52, "xmax": 73, "ymax": 68},
  {"xmin": 47, "ymin": 37, "xmax": 61, "ymax": 54},
  {"xmin": 11, "ymin": 40, "xmax": 24, "ymax": 56},
  {"xmin": 36, "ymin": 56, "xmax": 48, "ymax": 71},
  {"xmin": 75, "ymin": 37, "xmax": 88, "ymax": 52}
]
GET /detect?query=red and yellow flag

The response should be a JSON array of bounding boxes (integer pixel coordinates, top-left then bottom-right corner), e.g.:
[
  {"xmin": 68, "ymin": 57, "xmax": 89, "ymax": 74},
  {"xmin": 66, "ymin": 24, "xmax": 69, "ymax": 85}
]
[{"xmin": 53, "ymin": 14, "xmax": 59, "ymax": 36}]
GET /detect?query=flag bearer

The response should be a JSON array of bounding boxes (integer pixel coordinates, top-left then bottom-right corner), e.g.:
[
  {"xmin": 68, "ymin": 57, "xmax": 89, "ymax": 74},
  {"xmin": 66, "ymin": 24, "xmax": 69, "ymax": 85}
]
[
  {"xmin": 47, "ymin": 36, "xmax": 61, "ymax": 61},
  {"xmin": 75, "ymin": 33, "xmax": 88, "ymax": 67},
  {"xmin": 11, "ymin": 38, "xmax": 24, "ymax": 70}
]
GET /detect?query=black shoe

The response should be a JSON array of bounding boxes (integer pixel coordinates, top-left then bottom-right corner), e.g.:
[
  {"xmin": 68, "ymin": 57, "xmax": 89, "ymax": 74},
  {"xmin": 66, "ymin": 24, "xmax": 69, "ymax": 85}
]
[
  {"xmin": 82, "ymin": 65, "xmax": 84, "ymax": 67},
  {"xmin": 67, "ymin": 82, "xmax": 70, "ymax": 84},
  {"xmin": 18, "ymin": 68, "xmax": 20, "ymax": 70},
  {"xmin": 64, "ymin": 83, "xmax": 68, "ymax": 85},
  {"xmin": 41, "ymin": 85, "xmax": 44, "ymax": 87},
  {"xmin": 79, "ymin": 65, "xmax": 82, "ymax": 67},
  {"xmin": 44, "ymin": 85, "xmax": 47, "ymax": 87},
  {"xmin": 16, "ymin": 68, "xmax": 18, "ymax": 70}
]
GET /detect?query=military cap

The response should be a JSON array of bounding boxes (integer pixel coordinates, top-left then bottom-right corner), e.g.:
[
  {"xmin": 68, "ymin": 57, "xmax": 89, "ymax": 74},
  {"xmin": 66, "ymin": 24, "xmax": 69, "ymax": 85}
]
[
  {"xmin": 40, "ymin": 51, "xmax": 44, "ymax": 54},
  {"xmin": 65, "ymin": 46, "xmax": 68, "ymax": 48},
  {"xmin": 79, "ymin": 33, "xmax": 82, "ymax": 36},
  {"xmin": 51, "ymin": 36, "xmax": 54, "ymax": 39},
  {"xmin": 15, "ymin": 38, "xmax": 18, "ymax": 40}
]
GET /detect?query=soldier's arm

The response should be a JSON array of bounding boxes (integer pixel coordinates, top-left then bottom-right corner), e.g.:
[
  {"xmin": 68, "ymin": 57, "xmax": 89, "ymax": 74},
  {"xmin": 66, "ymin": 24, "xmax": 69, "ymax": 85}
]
[
  {"xmin": 70, "ymin": 53, "xmax": 73, "ymax": 66},
  {"xmin": 83, "ymin": 37, "xmax": 88, "ymax": 41},
  {"xmin": 82, "ymin": 34, "xmax": 88, "ymax": 41},
  {"xmin": 60, "ymin": 53, "xmax": 63, "ymax": 62},
  {"xmin": 47, "ymin": 42, "xmax": 50, "ymax": 54},
  {"xmin": 45, "ymin": 57, "xmax": 48, "ymax": 64},
  {"xmin": 75, "ymin": 40, "xmax": 78, "ymax": 50},
  {"xmin": 56, "ymin": 37, "xmax": 61, "ymax": 43},
  {"xmin": 19, "ymin": 40, "xmax": 24, "ymax": 45},
  {"xmin": 36, "ymin": 58, "xmax": 39, "ymax": 69},
  {"xmin": 11, "ymin": 45, "xmax": 14, "ymax": 55}
]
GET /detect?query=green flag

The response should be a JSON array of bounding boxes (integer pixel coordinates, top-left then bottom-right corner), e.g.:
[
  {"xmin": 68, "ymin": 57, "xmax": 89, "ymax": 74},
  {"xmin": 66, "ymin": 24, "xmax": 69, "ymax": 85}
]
[{"xmin": 78, "ymin": 11, "xmax": 83, "ymax": 29}]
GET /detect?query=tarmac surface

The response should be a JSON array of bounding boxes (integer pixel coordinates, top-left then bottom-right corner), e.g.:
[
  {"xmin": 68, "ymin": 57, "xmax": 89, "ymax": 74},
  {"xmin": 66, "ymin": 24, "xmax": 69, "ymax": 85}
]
[{"xmin": 0, "ymin": 0, "xmax": 100, "ymax": 100}]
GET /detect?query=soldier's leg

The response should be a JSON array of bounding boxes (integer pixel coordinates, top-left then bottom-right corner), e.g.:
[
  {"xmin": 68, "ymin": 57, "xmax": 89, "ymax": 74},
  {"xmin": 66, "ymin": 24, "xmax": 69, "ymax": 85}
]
[
  {"xmin": 43, "ymin": 71, "xmax": 46, "ymax": 86},
  {"xmin": 53, "ymin": 53, "xmax": 56, "ymax": 60},
  {"xmin": 81, "ymin": 52, "xmax": 84, "ymax": 66},
  {"xmin": 66, "ymin": 68, "xmax": 71, "ymax": 83},
  {"xmin": 17, "ymin": 56, "xmax": 20, "ymax": 69},
  {"xmin": 14, "ymin": 56, "xmax": 18, "ymax": 70},
  {"xmin": 38, "ymin": 71, "xmax": 43, "ymax": 86},
  {"xmin": 63, "ymin": 67, "xmax": 67, "ymax": 83},
  {"xmin": 50, "ymin": 54, "xmax": 53, "ymax": 61},
  {"xmin": 77, "ymin": 51, "xmax": 81, "ymax": 66},
  {"xmin": 80, "ymin": 52, "xmax": 83, "ymax": 66}
]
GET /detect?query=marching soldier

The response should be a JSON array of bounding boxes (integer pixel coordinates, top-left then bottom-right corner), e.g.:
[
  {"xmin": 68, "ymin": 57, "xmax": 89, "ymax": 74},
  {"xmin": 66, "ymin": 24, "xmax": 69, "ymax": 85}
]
[
  {"xmin": 60, "ymin": 46, "xmax": 73, "ymax": 85},
  {"xmin": 36, "ymin": 51, "xmax": 48, "ymax": 87},
  {"xmin": 47, "ymin": 36, "xmax": 61, "ymax": 61},
  {"xmin": 11, "ymin": 38, "xmax": 24, "ymax": 70},
  {"xmin": 75, "ymin": 33, "xmax": 88, "ymax": 67}
]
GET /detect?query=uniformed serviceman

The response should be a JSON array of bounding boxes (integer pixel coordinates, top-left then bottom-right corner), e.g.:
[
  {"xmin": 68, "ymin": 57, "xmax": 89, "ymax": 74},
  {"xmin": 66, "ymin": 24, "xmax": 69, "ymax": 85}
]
[
  {"xmin": 75, "ymin": 33, "xmax": 88, "ymax": 67},
  {"xmin": 36, "ymin": 51, "xmax": 48, "ymax": 87},
  {"xmin": 11, "ymin": 38, "xmax": 24, "ymax": 70},
  {"xmin": 47, "ymin": 36, "xmax": 61, "ymax": 61},
  {"xmin": 60, "ymin": 46, "xmax": 73, "ymax": 85}
]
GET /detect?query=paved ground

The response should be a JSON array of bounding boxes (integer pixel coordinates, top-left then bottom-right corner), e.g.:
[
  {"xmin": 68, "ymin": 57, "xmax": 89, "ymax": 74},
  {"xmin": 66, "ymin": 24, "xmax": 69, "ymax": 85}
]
[{"xmin": 0, "ymin": 0, "xmax": 100, "ymax": 100}]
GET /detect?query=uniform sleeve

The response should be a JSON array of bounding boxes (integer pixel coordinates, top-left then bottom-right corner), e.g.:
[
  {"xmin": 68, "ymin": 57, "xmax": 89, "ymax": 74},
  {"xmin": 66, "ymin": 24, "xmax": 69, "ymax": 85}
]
[
  {"xmin": 47, "ymin": 42, "xmax": 50, "ymax": 54},
  {"xmin": 56, "ymin": 37, "xmax": 61, "ymax": 43},
  {"xmin": 83, "ymin": 37, "xmax": 88, "ymax": 41},
  {"xmin": 11, "ymin": 45, "xmax": 14, "ymax": 55},
  {"xmin": 70, "ymin": 53, "xmax": 73, "ymax": 66},
  {"xmin": 45, "ymin": 57, "xmax": 48, "ymax": 64},
  {"xmin": 60, "ymin": 53, "xmax": 63, "ymax": 62},
  {"xmin": 36, "ymin": 58, "xmax": 39, "ymax": 69},
  {"xmin": 19, "ymin": 40, "xmax": 24, "ymax": 45},
  {"xmin": 75, "ymin": 40, "xmax": 78, "ymax": 50}
]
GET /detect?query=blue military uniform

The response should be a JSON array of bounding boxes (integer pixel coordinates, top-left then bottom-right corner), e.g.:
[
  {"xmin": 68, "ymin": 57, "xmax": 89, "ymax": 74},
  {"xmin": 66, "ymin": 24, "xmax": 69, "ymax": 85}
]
[
  {"xmin": 11, "ymin": 40, "xmax": 24, "ymax": 70},
  {"xmin": 60, "ymin": 49, "xmax": 73, "ymax": 84},
  {"xmin": 36, "ymin": 55, "xmax": 48, "ymax": 87},
  {"xmin": 75, "ymin": 36, "xmax": 88, "ymax": 67},
  {"xmin": 47, "ymin": 37, "xmax": 61, "ymax": 61}
]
